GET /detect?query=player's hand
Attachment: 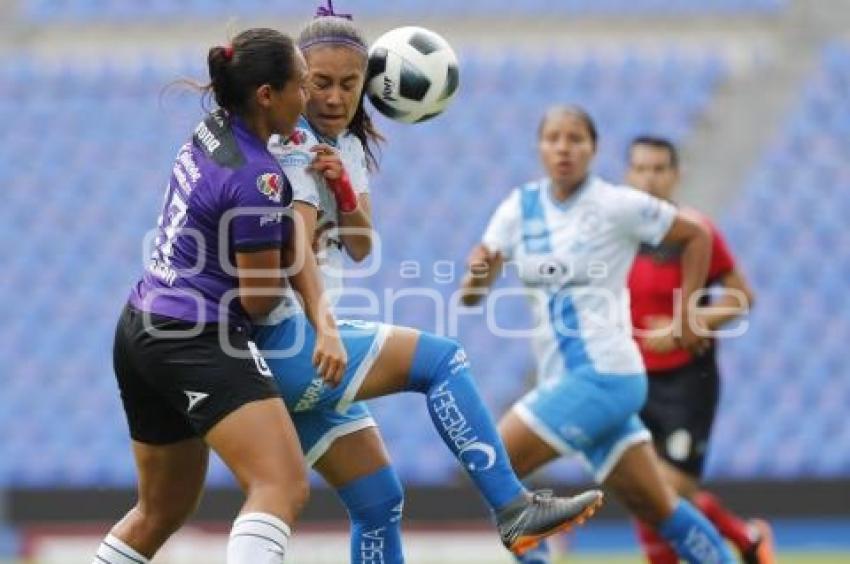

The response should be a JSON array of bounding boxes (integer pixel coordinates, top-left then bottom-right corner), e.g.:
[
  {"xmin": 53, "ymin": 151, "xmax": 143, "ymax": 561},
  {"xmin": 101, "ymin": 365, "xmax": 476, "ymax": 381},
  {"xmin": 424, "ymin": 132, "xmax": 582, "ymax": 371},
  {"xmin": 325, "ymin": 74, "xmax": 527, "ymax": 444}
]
[
  {"xmin": 309, "ymin": 144, "xmax": 345, "ymax": 181},
  {"xmin": 467, "ymin": 244, "xmax": 502, "ymax": 279},
  {"xmin": 309, "ymin": 145, "xmax": 358, "ymax": 213},
  {"xmin": 313, "ymin": 329, "xmax": 347, "ymax": 387},
  {"xmin": 679, "ymin": 315, "xmax": 711, "ymax": 355},
  {"xmin": 642, "ymin": 315, "xmax": 679, "ymax": 354}
]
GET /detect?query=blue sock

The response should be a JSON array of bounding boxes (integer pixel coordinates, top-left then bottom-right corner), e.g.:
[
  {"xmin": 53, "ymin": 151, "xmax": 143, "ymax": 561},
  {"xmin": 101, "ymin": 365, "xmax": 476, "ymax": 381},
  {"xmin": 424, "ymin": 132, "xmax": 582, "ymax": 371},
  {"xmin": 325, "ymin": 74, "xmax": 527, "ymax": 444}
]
[
  {"xmin": 658, "ymin": 500, "xmax": 735, "ymax": 564},
  {"xmin": 515, "ymin": 539, "xmax": 550, "ymax": 563},
  {"xmin": 407, "ymin": 332, "xmax": 526, "ymax": 510},
  {"xmin": 337, "ymin": 466, "xmax": 405, "ymax": 564}
]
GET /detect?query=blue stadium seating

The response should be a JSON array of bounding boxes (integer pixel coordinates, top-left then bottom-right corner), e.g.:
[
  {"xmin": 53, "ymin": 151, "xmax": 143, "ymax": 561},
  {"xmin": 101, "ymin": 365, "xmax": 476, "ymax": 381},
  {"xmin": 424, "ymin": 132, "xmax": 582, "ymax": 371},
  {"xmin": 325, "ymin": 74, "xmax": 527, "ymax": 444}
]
[
  {"xmin": 19, "ymin": 0, "xmax": 787, "ymax": 23},
  {"xmin": 0, "ymin": 49, "xmax": 729, "ymax": 486},
  {"xmin": 706, "ymin": 41, "xmax": 850, "ymax": 480}
]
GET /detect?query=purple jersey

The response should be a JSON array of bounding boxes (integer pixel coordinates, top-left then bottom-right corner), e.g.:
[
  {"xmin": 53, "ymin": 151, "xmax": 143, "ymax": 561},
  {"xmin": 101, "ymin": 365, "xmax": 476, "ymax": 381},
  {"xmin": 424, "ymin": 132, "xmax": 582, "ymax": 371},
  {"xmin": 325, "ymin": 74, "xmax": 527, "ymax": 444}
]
[{"xmin": 129, "ymin": 110, "xmax": 293, "ymax": 327}]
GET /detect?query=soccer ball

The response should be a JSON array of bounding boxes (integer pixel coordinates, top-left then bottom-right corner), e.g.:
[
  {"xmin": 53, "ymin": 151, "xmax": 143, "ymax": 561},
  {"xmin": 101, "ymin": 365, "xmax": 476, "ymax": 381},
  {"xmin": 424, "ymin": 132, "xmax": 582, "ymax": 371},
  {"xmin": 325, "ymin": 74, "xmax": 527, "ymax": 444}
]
[{"xmin": 366, "ymin": 26, "xmax": 460, "ymax": 124}]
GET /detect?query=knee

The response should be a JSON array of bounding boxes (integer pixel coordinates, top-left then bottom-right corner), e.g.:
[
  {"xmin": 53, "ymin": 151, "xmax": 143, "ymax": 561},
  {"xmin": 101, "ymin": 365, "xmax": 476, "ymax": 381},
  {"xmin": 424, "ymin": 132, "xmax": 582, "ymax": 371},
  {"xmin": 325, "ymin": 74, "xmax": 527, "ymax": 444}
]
[
  {"xmin": 131, "ymin": 499, "xmax": 196, "ymax": 540},
  {"xmin": 249, "ymin": 471, "xmax": 311, "ymax": 521},
  {"xmin": 280, "ymin": 473, "xmax": 311, "ymax": 517},
  {"xmin": 408, "ymin": 334, "xmax": 468, "ymax": 393}
]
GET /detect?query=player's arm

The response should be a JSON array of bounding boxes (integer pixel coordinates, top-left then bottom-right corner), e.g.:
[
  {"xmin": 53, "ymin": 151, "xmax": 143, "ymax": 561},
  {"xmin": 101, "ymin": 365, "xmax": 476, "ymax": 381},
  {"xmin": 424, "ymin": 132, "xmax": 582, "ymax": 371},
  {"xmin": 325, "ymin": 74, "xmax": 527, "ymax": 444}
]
[
  {"xmin": 309, "ymin": 144, "xmax": 373, "ymax": 262},
  {"xmin": 338, "ymin": 193, "xmax": 373, "ymax": 262},
  {"xmin": 230, "ymin": 167, "xmax": 288, "ymax": 319},
  {"xmin": 660, "ymin": 210, "xmax": 712, "ymax": 351},
  {"xmin": 459, "ymin": 191, "xmax": 518, "ymax": 307},
  {"xmin": 698, "ymin": 268, "xmax": 755, "ymax": 331},
  {"xmin": 459, "ymin": 245, "xmax": 504, "ymax": 306},
  {"xmin": 282, "ymin": 201, "xmax": 347, "ymax": 385},
  {"xmin": 235, "ymin": 250, "xmax": 283, "ymax": 319}
]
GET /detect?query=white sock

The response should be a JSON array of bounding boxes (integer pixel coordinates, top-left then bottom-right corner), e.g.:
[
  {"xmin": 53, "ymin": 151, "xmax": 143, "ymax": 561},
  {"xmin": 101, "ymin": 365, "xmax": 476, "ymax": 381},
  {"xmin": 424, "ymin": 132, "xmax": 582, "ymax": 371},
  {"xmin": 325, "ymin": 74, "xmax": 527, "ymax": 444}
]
[
  {"xmin": 227, "ymin": 512, "xmax": 291, "ymax": 563},
  {"xmin": 93, "ymin": 533, "xmax": 150, "ymax": 563}
]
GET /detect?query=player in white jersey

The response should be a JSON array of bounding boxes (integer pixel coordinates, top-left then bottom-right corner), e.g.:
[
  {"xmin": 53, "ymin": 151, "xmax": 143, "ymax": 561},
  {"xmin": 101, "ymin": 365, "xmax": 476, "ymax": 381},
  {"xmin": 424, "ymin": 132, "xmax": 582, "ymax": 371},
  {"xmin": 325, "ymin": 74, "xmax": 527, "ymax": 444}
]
[
  {"xmin": 460, "ymin": 106, "xmax": 736, "ymax": 564},
  {"xmin": 254, "ymin": 7, "xmax": 604, "ymax": 563}
]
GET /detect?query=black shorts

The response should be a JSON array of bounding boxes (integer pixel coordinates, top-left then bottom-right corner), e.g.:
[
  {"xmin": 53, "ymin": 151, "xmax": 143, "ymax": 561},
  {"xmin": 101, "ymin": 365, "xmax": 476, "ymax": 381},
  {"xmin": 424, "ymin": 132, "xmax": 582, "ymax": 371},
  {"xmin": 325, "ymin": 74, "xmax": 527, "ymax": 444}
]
[
  {"xmin": 113, "ymin": 304, "xmax": 280, "ymax": 444},
  {"xmin": 640, "ymin": 351, "xmax": 720, "ymax": 478}
]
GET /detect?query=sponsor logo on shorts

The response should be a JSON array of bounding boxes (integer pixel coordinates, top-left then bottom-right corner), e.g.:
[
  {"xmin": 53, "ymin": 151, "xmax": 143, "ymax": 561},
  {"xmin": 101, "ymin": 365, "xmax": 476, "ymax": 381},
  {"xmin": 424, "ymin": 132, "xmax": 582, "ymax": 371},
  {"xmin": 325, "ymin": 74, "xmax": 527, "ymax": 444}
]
[
  {"xmin": 295, "ymin": 377, "xmax": 324, "ymax": 412},
  {"xmin": 667, "ymin": 429, "xmax": 692, "ymax": 461},
  {"xmin": 247, "ymin": 341, "xmax": 273, "ymax": 377},
  {"xmin": 184, "ymin": 390, "xmax": 209, "ymax": 412},
  {"xmin": 257, "ymin": 172, "xmax": 284, "ymax": 203},
  {"xmin": 430, "ymin": 380, "xmax": 496, "ymax": 472}
]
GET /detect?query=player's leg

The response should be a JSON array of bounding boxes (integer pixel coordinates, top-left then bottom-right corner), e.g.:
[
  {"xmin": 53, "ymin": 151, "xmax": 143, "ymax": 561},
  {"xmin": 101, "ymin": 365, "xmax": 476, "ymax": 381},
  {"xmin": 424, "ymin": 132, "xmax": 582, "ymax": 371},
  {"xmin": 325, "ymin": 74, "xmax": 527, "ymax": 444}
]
[
  {"xmin": 205, "ymin": 398, "xmax": 308, "ymax": 563},
  {"xmin": 312, "ymin": 420, "xmax": 405, "ymax": 564},
  {"xmin": 496, "ymin": 411, "xmax": 563, "ymax": 564},
  {"xmin": 255, "ymin": 318, "xmax": 602, "ymax": 555},
  {"xmin": 496, "ymin": 366, "xmax": 654, "ymax": 564},
  {"xmin": 353, "ymin": 327, "xmax": 524, "ymax": 508},
  {"xmin": 354, "ymin": 327, "xmax": 603, "ymax": 555},
  {"xmin": 691, "ymin": 490, "xmax": 775, "ymax": 564},
  {"xmin": 603, "ymin": 436, "xmax": 735, "ymax": 563},
  {"xmin": 257, "ymin": 319, "xmax": 406, "ymax": 563},
  {"xmin": 497, "ymin": 410, "xmax": 561, "ymax": 480},
  {"xmin": 636, "ymin": 363, "xmax": 707, "ymax": 563},
  {"xmin": 94, "ymin": 439, "xmax": 208, "ymax": 563},
  {"xmin": 134, "ymin": 310, "xmax": 307, "ymax": 563},
  {"xmin": 639, "ymin": 355, "xmax": 774, "ymax": 564},
  {"xmin": 679, "ymin": 355, "xmax": 774, "ymax": 564},
  {"xmin": 95, "ymin": 307, "xmax": 212, "ymax": 563}
]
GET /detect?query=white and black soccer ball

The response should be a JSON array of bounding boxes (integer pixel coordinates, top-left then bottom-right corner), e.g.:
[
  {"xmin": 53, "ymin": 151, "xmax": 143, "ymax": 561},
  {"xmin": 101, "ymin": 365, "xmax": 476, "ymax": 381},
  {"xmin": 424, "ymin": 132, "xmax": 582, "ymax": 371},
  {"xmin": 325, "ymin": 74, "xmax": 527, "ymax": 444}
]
[{"xmin": 366, "ymin": 26, "xmax": 460, "ymax": 124}]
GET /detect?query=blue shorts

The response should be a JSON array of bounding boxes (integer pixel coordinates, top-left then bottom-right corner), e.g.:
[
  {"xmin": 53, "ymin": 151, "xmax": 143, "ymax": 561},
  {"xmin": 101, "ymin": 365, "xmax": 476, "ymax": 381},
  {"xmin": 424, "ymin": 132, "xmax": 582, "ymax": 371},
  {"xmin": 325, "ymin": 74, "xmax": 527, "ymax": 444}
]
[
  {"xmin": 254, "ymin": 315, "xmax": 391, "ymax": 466},
  {"xmin": 513, "ymin": 366, "xmax": 650, "ymax": 483}
]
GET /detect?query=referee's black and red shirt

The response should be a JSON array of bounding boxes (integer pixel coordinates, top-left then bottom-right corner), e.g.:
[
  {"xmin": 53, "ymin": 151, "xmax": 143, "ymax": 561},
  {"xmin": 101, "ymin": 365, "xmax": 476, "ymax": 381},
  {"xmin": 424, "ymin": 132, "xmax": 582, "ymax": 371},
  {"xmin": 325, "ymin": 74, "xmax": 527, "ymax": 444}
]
[{"xmin": 628, "ymin": 210, "xmax": 736, "ymax": 373}]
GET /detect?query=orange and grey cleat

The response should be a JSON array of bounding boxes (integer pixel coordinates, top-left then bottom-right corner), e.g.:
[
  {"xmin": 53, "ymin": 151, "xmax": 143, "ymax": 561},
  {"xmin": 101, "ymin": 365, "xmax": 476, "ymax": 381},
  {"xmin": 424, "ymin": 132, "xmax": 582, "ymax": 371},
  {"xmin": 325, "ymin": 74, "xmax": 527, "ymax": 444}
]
[
  {"xmin": 743, "ymin": 519, "xmax": 776, "ymax": 564},
  {"xmin": 496, "ymin": 489, "xmax": 604, "ymax": 556}
]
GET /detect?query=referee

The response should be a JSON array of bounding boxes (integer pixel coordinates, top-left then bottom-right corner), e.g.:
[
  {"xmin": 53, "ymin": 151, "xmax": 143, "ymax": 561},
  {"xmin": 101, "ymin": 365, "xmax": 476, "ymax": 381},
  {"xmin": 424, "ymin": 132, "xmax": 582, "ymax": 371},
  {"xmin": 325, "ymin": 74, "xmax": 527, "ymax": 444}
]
[{"xmin": 625, "ymin": 136, "xmax": 775, "ymax": 564}]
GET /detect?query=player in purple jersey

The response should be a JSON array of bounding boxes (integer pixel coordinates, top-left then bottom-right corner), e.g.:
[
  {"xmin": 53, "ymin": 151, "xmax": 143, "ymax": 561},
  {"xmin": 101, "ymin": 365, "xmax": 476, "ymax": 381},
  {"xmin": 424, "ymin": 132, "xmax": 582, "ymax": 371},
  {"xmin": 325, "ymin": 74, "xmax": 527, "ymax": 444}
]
[
  {"xmin": 254, "ymin": 6, "xmax": 605, "ymax": 562},
  {"xmin": 92, "ymin": 29, "xmax": 342, "ymax": 564}
]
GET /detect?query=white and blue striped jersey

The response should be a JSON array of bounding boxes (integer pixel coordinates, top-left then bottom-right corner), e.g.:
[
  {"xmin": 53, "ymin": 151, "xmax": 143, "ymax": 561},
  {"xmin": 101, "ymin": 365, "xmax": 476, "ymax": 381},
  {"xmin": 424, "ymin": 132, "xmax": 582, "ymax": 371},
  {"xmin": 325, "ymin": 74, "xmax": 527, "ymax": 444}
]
[
  {"xmin": 263, "ymin": 117, "xmax": 370, "ymax": 323},
  {"xmin": 482, "ymin": 176, "xmax": 677, "ymax": 382}
]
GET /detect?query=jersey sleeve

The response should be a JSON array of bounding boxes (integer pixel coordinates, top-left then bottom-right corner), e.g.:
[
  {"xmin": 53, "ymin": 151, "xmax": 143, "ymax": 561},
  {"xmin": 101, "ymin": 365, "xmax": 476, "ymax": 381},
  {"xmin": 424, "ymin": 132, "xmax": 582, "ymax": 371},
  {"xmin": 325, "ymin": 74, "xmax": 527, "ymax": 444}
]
[
  {"xmin": 269, "ymin": 129, "xmax": 322, "ymax": 209},
  {"xmin": 708, "ymin": 223, "xmax": 736, "ymax": 281},
  {"xmin": 228, "ymin": 165, "xmax": 293, "ymax": 252},
  {"xmin": 611, "ymin": 186, "xmax": 678, "ymax": 246},
  {"xmin": 345, "ymin": 138, "xmax": 370, "ymax": 195},
  {"xmin": 482, "ymin": 189, "xmax": 522, "ymax": 260}
]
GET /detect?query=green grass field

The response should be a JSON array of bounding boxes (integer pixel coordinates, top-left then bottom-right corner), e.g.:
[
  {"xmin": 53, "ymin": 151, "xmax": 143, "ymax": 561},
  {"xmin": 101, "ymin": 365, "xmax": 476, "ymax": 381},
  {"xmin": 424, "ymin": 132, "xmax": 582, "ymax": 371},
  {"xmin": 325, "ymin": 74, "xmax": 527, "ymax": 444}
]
[{"xmin": 551, "ymin": 553, "xmax": 850, "ymax": 564}]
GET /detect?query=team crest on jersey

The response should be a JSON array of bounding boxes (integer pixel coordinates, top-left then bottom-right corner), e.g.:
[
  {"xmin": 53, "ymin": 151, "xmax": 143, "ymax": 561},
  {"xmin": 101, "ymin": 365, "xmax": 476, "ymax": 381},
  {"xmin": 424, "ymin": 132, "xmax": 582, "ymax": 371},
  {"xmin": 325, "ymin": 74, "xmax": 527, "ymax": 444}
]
[
  {"xmin": 257, "ymin": 172, "xmax": 283, "ymax": 203},
  {"xmin": 287, "ymin": 129, "xmax": 308, "ymax": 145}
]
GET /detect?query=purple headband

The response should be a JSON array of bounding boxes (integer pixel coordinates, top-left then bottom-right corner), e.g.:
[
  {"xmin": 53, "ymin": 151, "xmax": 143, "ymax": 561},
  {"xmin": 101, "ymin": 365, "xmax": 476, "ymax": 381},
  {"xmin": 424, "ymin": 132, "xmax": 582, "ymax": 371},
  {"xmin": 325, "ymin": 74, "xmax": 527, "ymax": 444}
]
[{"xmin": 299, "ymin": 36, "xmax": 367, "ymax": 54}]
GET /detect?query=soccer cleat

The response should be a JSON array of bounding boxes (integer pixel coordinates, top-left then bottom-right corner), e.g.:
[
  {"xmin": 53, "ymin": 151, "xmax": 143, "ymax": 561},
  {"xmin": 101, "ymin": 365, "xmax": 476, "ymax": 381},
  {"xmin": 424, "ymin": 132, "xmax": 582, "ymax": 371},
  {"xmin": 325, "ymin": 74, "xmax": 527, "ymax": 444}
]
[
  {"xmin": 496, "ymin": 489, "xmax": 604, "ymax": 556},
  {"xmin": 742, "ymin": 519, "xmax": 776, "ymax": 564}
]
